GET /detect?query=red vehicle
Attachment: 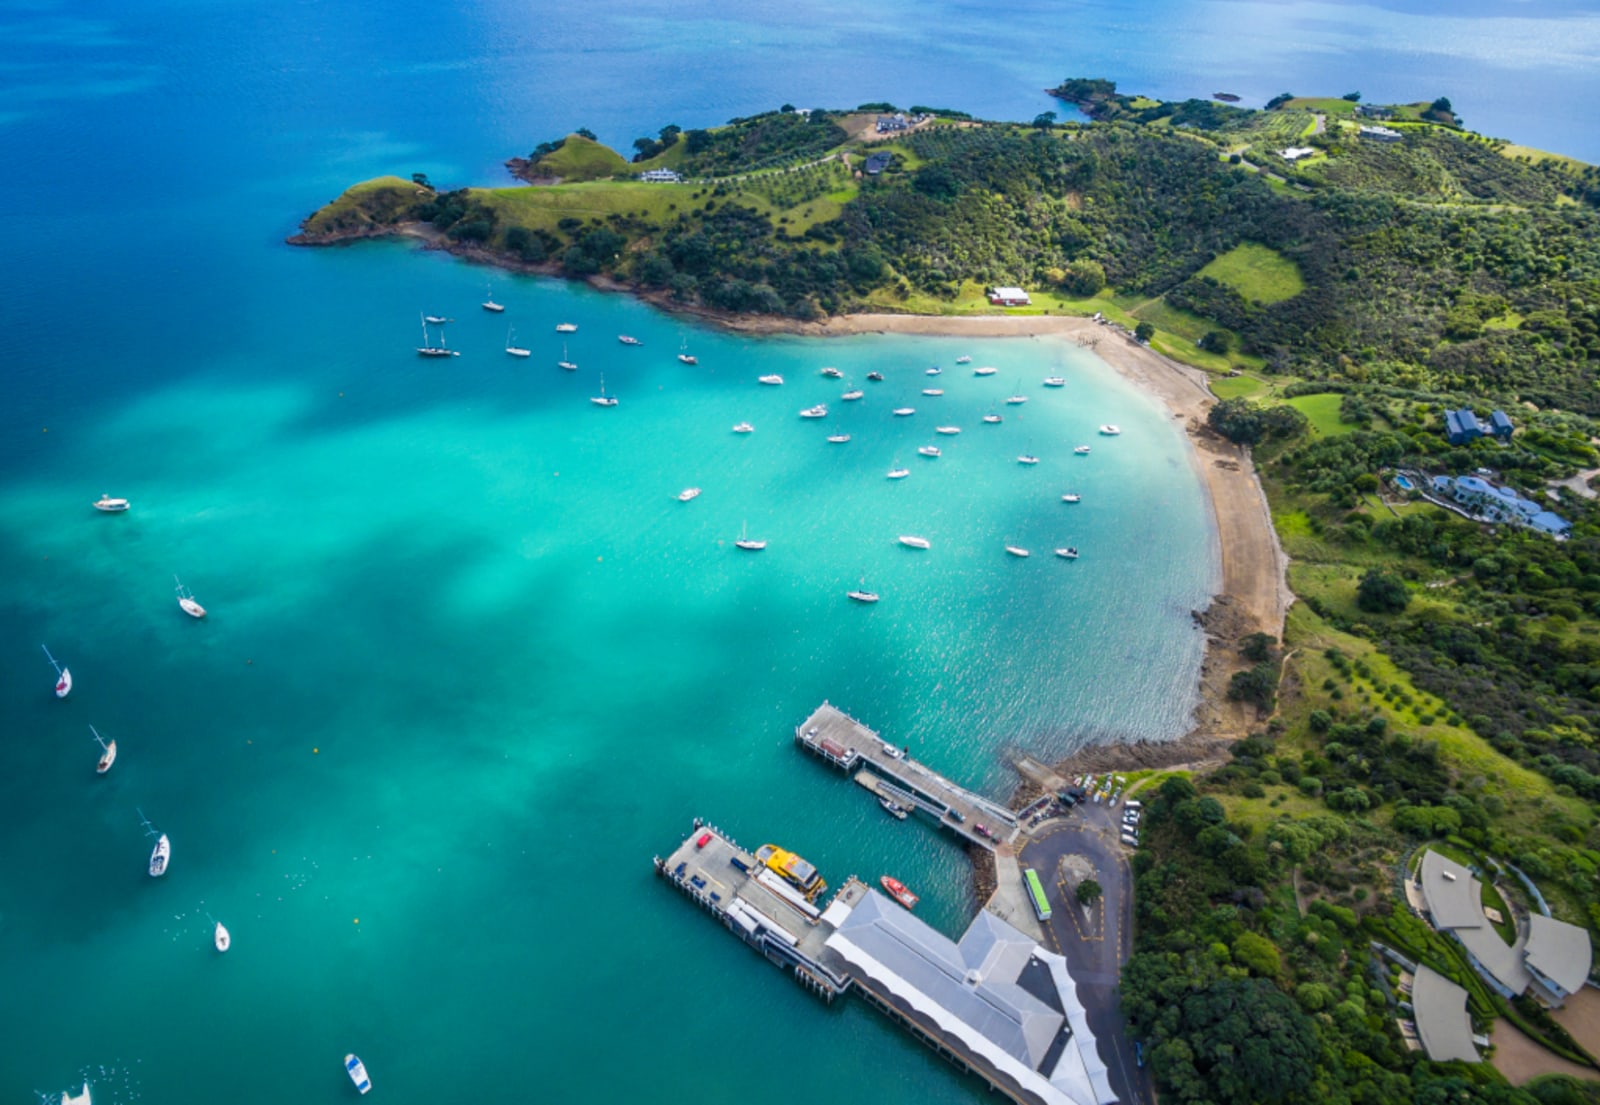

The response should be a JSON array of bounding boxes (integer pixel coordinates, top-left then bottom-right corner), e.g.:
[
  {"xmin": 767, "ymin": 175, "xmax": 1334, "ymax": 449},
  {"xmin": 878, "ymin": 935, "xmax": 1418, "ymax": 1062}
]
[{"xmin": 695, "ymin": 833, "xmax": 712, "ymax": 849}]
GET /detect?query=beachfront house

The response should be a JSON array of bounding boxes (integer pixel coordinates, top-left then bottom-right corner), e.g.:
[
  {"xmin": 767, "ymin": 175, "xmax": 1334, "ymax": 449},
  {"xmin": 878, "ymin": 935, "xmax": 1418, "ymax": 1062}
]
[
  {"xmin": 638, "ymin": 168, "xmax": 684, "ymax": 183},
  {"xmin": 989, "ymin": 287, "xmax": 1031, "ymax": 307},
  {"xmin": 1429, "ymin": 475, "xmax": 1572, "ymax": 536}
]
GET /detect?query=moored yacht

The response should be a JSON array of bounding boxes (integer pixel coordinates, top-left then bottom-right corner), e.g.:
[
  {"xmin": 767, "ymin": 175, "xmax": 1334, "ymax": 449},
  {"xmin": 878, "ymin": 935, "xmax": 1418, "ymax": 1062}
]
[
  {"xmin": 865, "ymin": 371, "xmax": 884, "ymax": 381},
  {"xmin": 917, "ymin": 445, "xmax": 941, "ymax": 458},
  {"xmin": 590, "ymin": 374, "xmax": 619, "ymax": 406},
  {"xmin": 732, "ymin": 422, "xmax": 754, "ymax": 433},
  {"xmin": 215, "ymin": 920, "xmax": 231, "ymax": 951},
  {"xmin": 925, "ymin": 366, "xmax": 942, "ymax": 376},
  {"xmin": 734, "ymin": 521, "xmax": 766, "ymax": 551},
  {"xmin": 1017, "ymin": 454, "xmax": 1039, "ymax": 465},
  {"xmin": 174, "ymin": 575, "xmax": 206, "ymax": 618},
  {"xmin": 1055, "ymin": 547, "xmax": 1080, "ymax": 560},
  {"xmin": 505, "ymin": 327, "xmax": 530, "ymax": 357},
  {"xmin": 417, "ymin": 314, "xmax": 457, "ymax": 357},
  {"xmin": 92, "ymin": 726, "xmax": 116, "ymax": 774},
  {"xmin": 556, "ymin": 322, "xmax": 578, "ymax": 333},
  {"xmin": 935, "ymin": 425, "xmax": 960, "ymax": 435},
  {"xmin": 841, "ymin": 389, "xmax": 864, "ymax": 401},
  {"xmin": 345, "ymin": 1055, "xmax": 372, "ymax": 1095},
  {"xmin": 921, "ymin": 388, "xmax": 944, "ymax": 396},
  {"xmin": 139, "ymin": 810, "xmax": 169, "ymax": 877},
  {"xmin": 43, "ymin": 644, "xmax": 71, "ymax": 698},
  {"xmin": 423, "ymin": 314, "xmax": 450, "ymax": 325},
  {"xmin": 758, "ymin": 374, "xmax": 784, "ymax": 386},
  {"xmin": 1005, "ymin": 545, "xmax": 1031, "ymax": 558},
  {"xmin": 898, "ymin": 535, "xmax": 931, "ymax": 549},
  {"xmin": 886, "ymin": 467, "xmax": 910, "ymax": 479},
  {"xmin": 982, "ymin": 413, "xmax": 1002, "ymax": 424},
  {"xmin": 799, "ymin": 404, "xmax": 827, "ymax": 419},
  {"xmin": 1005, "ymin": 393, "xmax": 1028, "ymax": 404},
  {"xmin": 1074, "ymin": 445, "xmax": 1092, "ymax": 455},
  {"xmin": 847, "ymin": 588, "xmax": 880, "ymax": 604},
  {"xmin": 954, "ymin": 355, "xmax": 972, "ymax": 365},
  {"xmin": 826, "ymin": 432, "xmax": 851, "ymax": 443},
  {"xmin": 677, "ymin": 338, "xmax": 697, "ymax": 365},
  {"xmin": 974, "ymin": 366, "xmax": 997, "ymax": 376},
  {"xmin": 557, "ymin": 342, "xmax": 577, "ymax": 370},
  {"xmin": 1043, "ymin": 376, "xmax": 1066, "ymax": 387},
  {"xmin": 820, "ymin": 366, "xmax": 843, "ymax": 378},
  {"xmin": 617, "ymin": 334, "xmax": 642, "ymax": 346},
  {"xmin": 1062, "ymin": 493, "xmax": 1082, "ymax": 503},
  {"xmin": 677, "ymin": 487, "xmax": 702, "ymax": 502},
  {"xmin": 482, "ymin": 285, "xmax": 504, "ymax": 313},
  {"xmin": 93, "ymin": 494, "xmax": 130, "ymax": 512},
  {"xmin": 1099, "ymin": 424, "xmax": 1122, "ymax": 435},
  {"xmin": 892, "ymin": 407, "xmax": 915, "ymax": 417}
]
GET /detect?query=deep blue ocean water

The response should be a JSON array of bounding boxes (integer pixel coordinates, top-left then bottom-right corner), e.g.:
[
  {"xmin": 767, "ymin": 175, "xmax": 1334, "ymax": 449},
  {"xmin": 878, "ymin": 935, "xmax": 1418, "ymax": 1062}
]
[{"xmin": 2, "ymin": 0, "xmax": 1595, "ymax": 1102}]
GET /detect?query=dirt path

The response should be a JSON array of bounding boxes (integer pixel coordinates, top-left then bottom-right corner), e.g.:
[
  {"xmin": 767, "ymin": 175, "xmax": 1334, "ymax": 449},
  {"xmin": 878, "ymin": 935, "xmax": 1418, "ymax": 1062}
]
[{"xmin": 1491, "ymin": 1020, "xmax": 1597, "ymax": 1084}]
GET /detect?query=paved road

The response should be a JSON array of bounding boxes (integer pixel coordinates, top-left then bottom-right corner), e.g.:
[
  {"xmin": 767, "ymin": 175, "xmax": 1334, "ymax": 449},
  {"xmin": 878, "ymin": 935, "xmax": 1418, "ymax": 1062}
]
[{"xmin": 1020, "ymin": 800, "xmax": 1155, "ymax": 1105}]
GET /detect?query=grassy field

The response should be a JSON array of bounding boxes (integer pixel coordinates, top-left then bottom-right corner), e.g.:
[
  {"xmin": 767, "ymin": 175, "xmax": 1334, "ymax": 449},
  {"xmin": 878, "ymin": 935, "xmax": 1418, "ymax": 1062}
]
[
  {"xmin": 1209, "ymin": 373, "xmax": 1270, "ymax": 399},
  {"xmin": 1286, "ymin": 392, "xmax": 1357, "ymax": 436},
  {"xmin": 300, "ymin": 176, "xmax": 420, "ymax": 234},
  {"xmin": 475, "ymin": 181, "xmax": 693, "ymax": 230},
  {"xmin": 533, "ymin": 135, "xmax": 632, "ymax": 181},
  {"xmin": 1282, "ymin": 97, "xmax": 1360, "ymax": 116},
  {"xmin": 1498, "ymin": 143, "xmax": 1591, "ymax": 171},
  {"xmin": 1197, "ymin": 242, "xmax": 1305, "ymax": 305}
]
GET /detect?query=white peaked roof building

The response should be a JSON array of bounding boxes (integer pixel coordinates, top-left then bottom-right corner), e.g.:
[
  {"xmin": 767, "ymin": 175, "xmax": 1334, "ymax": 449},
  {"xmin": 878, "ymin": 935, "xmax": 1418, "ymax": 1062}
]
[{"xmin": 822, "ymin": 890, "xmax": 1116, "ymax": 1105}]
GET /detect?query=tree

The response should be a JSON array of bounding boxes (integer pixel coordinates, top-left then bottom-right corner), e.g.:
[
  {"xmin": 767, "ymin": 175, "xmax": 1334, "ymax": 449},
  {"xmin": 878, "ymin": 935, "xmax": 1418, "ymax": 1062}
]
[
  {"xmin": 1342, "ymin": 91, "xmax": 1361, "ymax": 102},
  {"xmin": 1134, "ymin": 321, "xmax": 1155, "ymax": 343},
  {"xmin": 684, "ymin": 128, "xmax": 713, "ymax": 154},
  {"xmin": 1076, "ymin": 879, "xmax": 1103, "ymax": 905},
  {"xmin": 1032, "ymin": 111, "xmax": 1058, "ymax": 130},
  {"xmin": 1198, "ymin": 330, "xmax": 1231, "ymax": 354},
  {"xmin": 1170, "ymin": 978, "xmax": 1319, "ymax": 1105},
  {"xmin": 1231, "ymin": 931, "xmax": 1282, "ymax": 977},
  {"xmin": 1356, "ymin": 569, "xmax": 1410, "ymax": 613},
  {"xmin": 1060, "ymin": 259, "xmax": 1106, "ymax": 296},
  {"xmin": 1265, "ymin": 92, "xmax": 1295, "ymax": 110},
  {"xmin": 1240, "ymin": 632, "xmax": 1277, "ymax": 662},
  {"xmin": 410, "ymin": 172, "xmax": 432, "ymax": 189},
  {"xmin": 575, "ymin": 127, "xmax": 597, "ymax": 141}
]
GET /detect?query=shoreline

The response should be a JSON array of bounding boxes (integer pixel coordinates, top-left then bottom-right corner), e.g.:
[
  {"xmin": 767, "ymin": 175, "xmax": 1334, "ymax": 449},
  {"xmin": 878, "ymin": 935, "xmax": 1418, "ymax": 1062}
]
[{"xmin": 293, "ymin": 229, "xmax": 1292, "ymax": 763}]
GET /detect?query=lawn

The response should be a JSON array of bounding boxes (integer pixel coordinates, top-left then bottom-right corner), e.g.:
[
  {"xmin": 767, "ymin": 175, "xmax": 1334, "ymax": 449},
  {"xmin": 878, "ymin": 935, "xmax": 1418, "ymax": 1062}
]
[
  {"xmin": 300, "ymin": 176, "xmax": 420, "ymax": 234},
  {"xmin": 1209, "ymin": 373, "xmax": 1269, "ymax": 399},
  {"xmin": 475, "ymin": 180, "xmax": 691, "ymax": 231},
  {"xmin": 1196, "ymin": 243, "xmax": 1305, "ymax": 305},
  {"xmin": 1286, "ymin": 393, "xmax": 1357, "ymax": 436},
  {"xmin": 1282, "ymin": 97, "xmax": 1360, "ymax": 116},
  {"xmin": 533, "ymin": 135, "xmax": 632, "ymax": 182}
]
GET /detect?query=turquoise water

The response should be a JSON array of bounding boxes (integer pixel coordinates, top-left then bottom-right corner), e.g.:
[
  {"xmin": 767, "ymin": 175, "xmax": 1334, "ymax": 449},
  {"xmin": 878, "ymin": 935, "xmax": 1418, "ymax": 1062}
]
[{"xmin": 4, "ymin": 0, "xmax": 1589, "ymax": 1099}]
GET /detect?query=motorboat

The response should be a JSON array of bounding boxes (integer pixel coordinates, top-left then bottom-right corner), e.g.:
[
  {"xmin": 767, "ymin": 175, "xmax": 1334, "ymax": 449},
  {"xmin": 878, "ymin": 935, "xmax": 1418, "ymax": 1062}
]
[
  {"xmin": 1005, "ymin": 394, "xmax": 1028, "ymax": 404},
  {"xmin": 826, "ymin": 432, "xmax": 851, "ymax": 444},
  {"xmin": 847, "ymin": 589, "xmax": 880, "ymax": 604},
  {"xmin": 1062, "ymin": 493, "xmax": 1082, "ymax": 503},
  {"xmin": 1056, "ymin": 547, "xmax": 1080, "ymax": 559},
  {"xmin": 43, "ymin": 644, "xmax": 71, "ymax": 698},
  {"xmin": 898, "ymin": 535, "xmax": 930, "ymax": 549},
  {"xmin": 799, "ymin": 405, "xmax": 827, "ymax": 419},
  {"xmin": 886, "ymin": 467, "xmax": 910, "ymax": 479},
  {"xmin": 925, "ymin": 366, "xmax": 942, "ymax": 376},
  {"xmin": 590, "ymin": 374, "xmax": 619, "ymax": 406},
  {"xmin": 734, "ymin": 522, "xmax": 766, "ymax": 551},
  {"xmin": 892, "ymin": 407, "xmax": 915, "ymax": 417},
  {"xmin": 423, "ymin": 315, "xmax": 450, "ymax": 325},
  {"xmin": 1099, "ymin": 424, "xmax": 1122, "ymax": 435},
  {"xmin": 175, "ymin": 575, "xmax": 206, "ymax": 618},
  {"xmin": 345, "ymin": 1055, "xmax": 372, "ymax": 1095},
  {"xmin": 677, "ymin": 488, "xmax": 702, "ymax": 502},
  {"xmin": 504, "ymin": 327, "xmax": 530, "ymax": 357},
  {"xmin": 556, "ymin": 322, "xmax": 578, "ymax": 333},
  {"xmin": 1074, "ymin": 445, "xmax": 1092, "ymax": 455},
  {"xmin": 93, "ymin": 494, "xmax": 130, "ymax": 512},
  {"xmin": 215, "ymin": 921, "xmax": 231, "ymax": 952},
  {"xmin": 1043, "ymin": 376, "xmax": 1066, "ymax": 387},
  {"xmin": 820, "ymin": 366, "xmax": 843, "ymax": 378},
  {"xmin": 954, "ymin": 355, "xmax": 972, "ymax": 364},
  {"xmin": 92, "ymin": 726, "xmax": 116, "ymax": 774},
  {"xmin": 732, "ymin": 422, "xmax": 754, "ymax": 433},
  {"xmin": 758, "ymin": 374, "xmax": 784, "ymax": 385},
  {"xmin": 917, "ymin": 445, "xmax": 941, "ymax": 458},
  {"xmin": 1017, "ymin": 454, "xmax": 1039, "ymax": 465},
  {"xmin": 974, "ymin": 366, "xmax": 997, "ymax": 376},
  {"xmin": 880, "ymin": 875, "xmax": 920, "ymax": 910},
  {"xmin": 617, "ymin": 335, "xmax": 642, "ymax": 346},
  {"xmin": 1005, "ymin": 545, "xmax": 1031, "ymax": 558},
  {"xmin": 935, "ymin": 425, "xmax": 960, "ymax": 435},
  {"xmin": 879, "ymin": 796, "xmax": 910, "ymax": 819},
  {"xmin": 982, "ymin": 414, "xmax": 1002, "ymax": 424},
  {"xmin": 841, "ymin": 389, "xmax": 864, "ymax": 401},
  {"xmin": 865, "ymin": 371, "xmax": 884, "ymax": 381},
  {"xmin": 921, "ymin": 388, "xmax": 944, "ymax": 396}
]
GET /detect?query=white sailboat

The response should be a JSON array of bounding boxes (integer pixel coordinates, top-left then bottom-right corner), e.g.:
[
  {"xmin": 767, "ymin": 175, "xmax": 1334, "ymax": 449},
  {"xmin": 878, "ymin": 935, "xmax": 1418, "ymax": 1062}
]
[
  {"xmin": 590, "ymin": 374, "xmax": 618, "ymax": 407},
  {"xmin": 61, "ymin": 1084, "xmax": 91, "ymax": 1105},
  {"xmin": 504, "ymin": 327, "xmax": 530, "ymax": 357},
  {"xmin": 556, "ymin": 322, "xmax": 578, "ymax": 333},
  {"xmin": 482, "ymin": 284, "xmax": 505, "ymax": 312},
  {"xmin": 677, "ymin": 487, "xmax": 702, "ymax": 502},
  {"xmin": 677, "ymin": 338, "xmax": 697, "ymax": 365},
  {"xmin": 91, "ymin": 726, "xmax": 116, "ymax": 775},
  {"xmin": 213, "ymin": 918, "xmax": 231, "ymax": 952},
  {"xmin": 43, "ymin": 644, "xmax": 71, "ymax": 698},
  {"xmin": 734, "ymin": 521, "xmax": 766, "ymax": 551},
  {"xmin": 886, "ymin": 466, "xmax": 910, "ymax": 479},
  {"xmin": 139, "ymin": 809, "xmax": 170, "ymax": 877},
  {"xmin": 732, "ymin": 422, "xmax": 754, "ymax": 433},
  {"xmin": 175, "ymin": 575, "xmax": 207, "ymax": 618},
  {"xmin": 417, "ymin": 314, "xmax": 457, "ymax": 357},
  {"xmin": 758, "ymin": 374, "xmax": 784, "ymax": 385},
  {"xmin": 898, "ymin": 535, "xmax": 931, "ymax": 549},
  {"xmin": 847, "ymin": 581, "xmax": 880, "ymax": 603},
  {"xmin": 557, "ymin": 343, "xmax": 577, "ymax": 371}
]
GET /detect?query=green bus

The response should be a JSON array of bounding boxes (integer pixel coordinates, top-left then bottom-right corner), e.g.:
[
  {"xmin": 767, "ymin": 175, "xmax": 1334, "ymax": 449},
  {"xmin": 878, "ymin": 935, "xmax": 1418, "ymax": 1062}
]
[{"xmin": 1023, "ymin": 867, "xmax": 1051, "ymax": 921}]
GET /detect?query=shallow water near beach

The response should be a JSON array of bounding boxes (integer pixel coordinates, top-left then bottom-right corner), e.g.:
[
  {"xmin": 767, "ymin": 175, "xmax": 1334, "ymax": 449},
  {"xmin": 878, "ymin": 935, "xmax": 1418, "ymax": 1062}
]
[{"xmin": 2, "ymin": 0, "xmax": 1589, "ymax": 1099}]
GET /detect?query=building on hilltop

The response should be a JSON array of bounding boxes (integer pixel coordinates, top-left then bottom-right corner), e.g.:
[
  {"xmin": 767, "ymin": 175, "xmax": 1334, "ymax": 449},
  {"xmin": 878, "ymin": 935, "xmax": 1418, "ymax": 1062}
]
[
  {"xmin": 1410, "ymin": 964, "xmax": 1479, "ymax": 1063},
  {"xmin": 1358, "ymin": 124, "xmax": 1404, "ymax": 143},
  {"xmin": 989, "ymin": 286, "xmax": 1031, "ymax": 307},
  {"xmin": 1355, "ymin": 103, "xmax": 1393, "ymax": 119},
  {"xmin": 821, "ymin": 890, "xmax": 1117, "ymax": 1105},
  {"xmin": 638, "ymin": 168, "xmax": 684, "ymax": 183},
  {"xmin": 1489, "ymin": 410, "xmax": 1515, "ymax": 440},
  {"xmin": 1429, "ymin": 475, "xmax": 1571, "ymax": 536},
  {"xmin": 1413, "ymin": 850, "xmax": 1591, "ymax": 1007},
  {"xmin": 1280, "ymin": 146, "xmax": 1316, "ymax": 161},
  {"xmin": 1445, "ymin": 408, "xmax": 1484, "ymax": 445},
  {"xmin": 864, "ymin": 151, "xmax": 893, "ymax": 176}
]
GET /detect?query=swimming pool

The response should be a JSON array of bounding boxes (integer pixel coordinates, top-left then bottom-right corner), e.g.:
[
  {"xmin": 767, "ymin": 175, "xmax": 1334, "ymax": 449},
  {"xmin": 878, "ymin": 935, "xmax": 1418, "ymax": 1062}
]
[{"xmin": 1395, "ymin": 475, "xmax": 1415, "ymax": 490}]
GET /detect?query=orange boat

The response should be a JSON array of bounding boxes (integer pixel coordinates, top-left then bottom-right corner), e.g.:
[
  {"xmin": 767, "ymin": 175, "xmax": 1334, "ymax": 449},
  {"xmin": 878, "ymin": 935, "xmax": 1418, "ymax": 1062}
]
[{"xmin": 880, "ymin": 875, "xmax": 919, "ymax": 910}]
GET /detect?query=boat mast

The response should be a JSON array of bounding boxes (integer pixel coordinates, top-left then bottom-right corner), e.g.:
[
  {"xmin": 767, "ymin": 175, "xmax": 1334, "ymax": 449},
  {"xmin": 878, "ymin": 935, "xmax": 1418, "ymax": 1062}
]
[
  {"xmin": 41, "ymin": 644, "xmax": 61, "ymax": 675},
  {"xmin": 90, "ymin": 725, "xmax": 109, "ymax": 750}
]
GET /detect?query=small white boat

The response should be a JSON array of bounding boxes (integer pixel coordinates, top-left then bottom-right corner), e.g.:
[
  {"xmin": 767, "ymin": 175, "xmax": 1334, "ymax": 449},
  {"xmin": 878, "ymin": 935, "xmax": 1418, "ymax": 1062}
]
[
  {"xmin": 925, "ymin": 366, "xmax": 942, "ymax": 376},
  {"xmin": 61, "ymin": 1083, "xmax": 91, "ymax": 1105},
  {"xmin": 758, "ymin": 374, "xmax": 784, "ymax": 386},
  {"xmin": 556, "ymin": 322, "xmax": 578, "ymax": 333},
  {"xmin": 1074, "ymin": 445, "xmax": 1091, "ymax": 455},
  {"xmin": 974, "ymin": 366, "xmax": 998, "ymax": 376},
  {"xmin": 982, "ymin": 414, "xmax": 1002, "ymax": 424},
  {"xmin": 215, "ymin": 921, "xmax": 231, "ymax": 952},
  {"xmin": 935, "ymin": 425, "xmax": 960, "ymax": 435},
  {"xmin": 482, "ymin": 285, "xmax": 504, "ymax": 313},
  {"xmin": 820, "ymin": 366, "xmax": 843, "ymax": 379},
  {"xmin": 1099, "ymin": 424, "xmax": 1122, "ymax": 435},
  {"xmin": 1018, "ymin": 454, "xmax": 1039, "ymax": 465},
  {"xmin": 734, "ymin": 522, "xmax": 766, "ymax": 551},
  {"xmin": 841, "ymin": 389, "xmax": 864, "ymax": 401},
  {"xmin": 505, "ymin": 327, "xmax": 530, "ymax": 357},
  {"xmin": 954, "ymin": 355, "xmax": 972, "ymax": 365},
  {"xmin": 618, "ymin": 335, "xmax": 642, "ymax": 346},
  {"xmin": 92, "ymin": 726, "xmax": 116, "ymax": 775},
  {"xmin": 1062, "ymin": 493, "xmax": 1082, "ymax": 503},
  {"xmin": 175, "ymin": 575, "xmax": 206, "ymax": 618},
  {"xmin": 866, "ymin": 371, "xmax": 884, "ymax": 381},
  {"xmin": 799, "ymin": 405, "xmax": 827, "ymax": 419},
  {"xmin": 677, "ymin": 338, "xmax": 697, "ymax": 365},
  {"xmin": 917, "ymin": 445, "xmax": 941, "ymax": 458},
  {"xmin": 93, "ymin": 494, "xmax": 130, "ymax": 512},
  {"xmin": 1005, "ymin": 394, "xmax": 1028, "ymax": 405},
  {"xmin": 417, "ymin": 314, "xmax": 457, "ymax": 357},
  {"xmin": 892, "ymin": 407, "xmax": 915, "ymax": 417},
  {"xmin": 423, "ymin": 315, "xmax": 450, "ymax": 325},
  {"xmin": 345, "ymin": 1054, "xmax": 372, "ymax": 1095},
  {"xmin": 43, "ymin": 644, "xmax": 71, "ymax": 698},
  {"xmin": 848, "ymin": 589, "xmax": 880, "ymax": 604},
  {"xmin": 557, "ymin": 342, "xmax": 577, "ymax": 370},
  {"xmin": 1005, "ymin": 545, "xmax": 1030, "ymax": 558},
  {"xmin": 1055, "ymin": 547, "xmax": 1080, "ymax": 560},
  {"xmin": 886, "ymin": 467, "xmax": 910, "ymax": 479},
  {"xmin": 732, "ymin": 422, "xmax": 754, "ymax": 434},
  {"xmin": 921, "ymin": 388, "xmax": 944, "ymax": 396},
  {"xmin": 898, "ymin": 535, "xmax": 931, "ymax": 549},
  {"xmin": 590, "ymin": 374, "xmax": 619, "ymax": 407},
  {"xmin": 677, "ymin": 487, "xmax": 702, "ymax": 502},
  {"xmin": 1043, "ymin": 376, "xmax": 1066, "ymax": 387},
  {"xmin": 826, "ymin": 432, "xmax": 851, "ymax": 444},
  {"xmin": 880, "ymin": 796, "xmax": 910, "ymax": 819},
  {"xmin": 139, "ymin": 810, "xmax": 169, "ymax": 877}
]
